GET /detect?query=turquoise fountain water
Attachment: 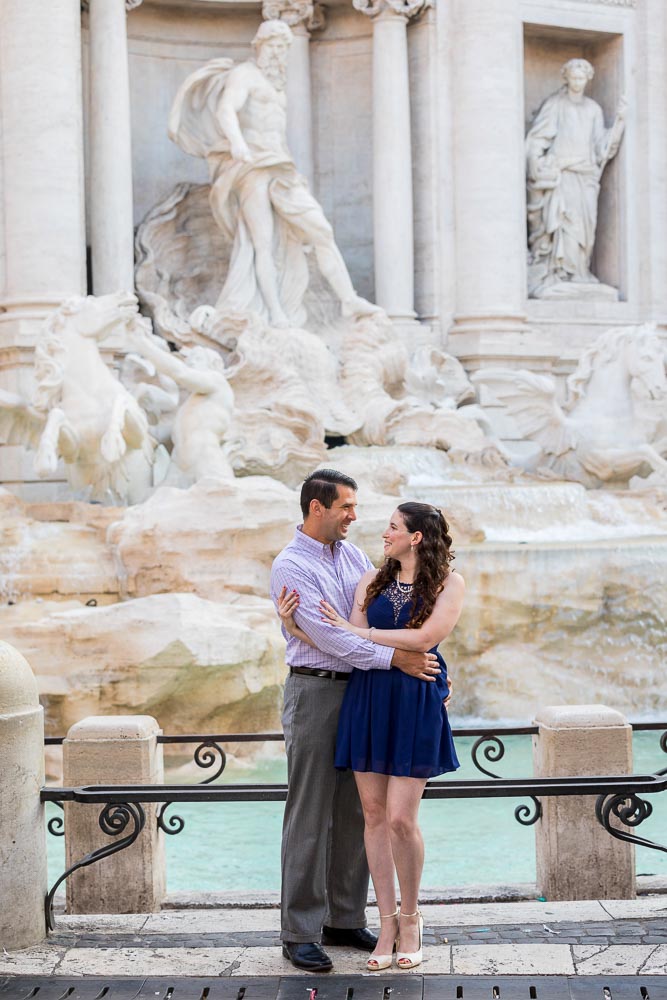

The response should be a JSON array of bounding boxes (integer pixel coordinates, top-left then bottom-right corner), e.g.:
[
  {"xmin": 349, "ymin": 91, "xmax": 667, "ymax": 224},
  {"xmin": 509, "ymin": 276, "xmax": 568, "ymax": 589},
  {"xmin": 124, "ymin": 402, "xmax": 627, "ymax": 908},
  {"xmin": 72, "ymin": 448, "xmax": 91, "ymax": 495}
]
[{"xmin": 45, "ymin": 731, "xmax": 667, "ymax": 892}]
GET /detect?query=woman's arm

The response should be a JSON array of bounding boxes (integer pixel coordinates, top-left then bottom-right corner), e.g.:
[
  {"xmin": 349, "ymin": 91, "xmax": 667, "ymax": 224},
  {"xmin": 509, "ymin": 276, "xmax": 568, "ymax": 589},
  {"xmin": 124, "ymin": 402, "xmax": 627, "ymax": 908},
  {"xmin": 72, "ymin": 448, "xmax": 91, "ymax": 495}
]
[
  {"xmin": 320, "ymin": 572, "xmax": 466, "ymax": 652},
  {"xmin": 348, "ymin": 569, "xmax": 376, "ymax": 628},
  {"xmin": 277, "ymin": 570, "xmax": 376, "ymax": 647},
  {"xmin": 276, "ymin": 586, "xmax": 317, "ymax": 648}
]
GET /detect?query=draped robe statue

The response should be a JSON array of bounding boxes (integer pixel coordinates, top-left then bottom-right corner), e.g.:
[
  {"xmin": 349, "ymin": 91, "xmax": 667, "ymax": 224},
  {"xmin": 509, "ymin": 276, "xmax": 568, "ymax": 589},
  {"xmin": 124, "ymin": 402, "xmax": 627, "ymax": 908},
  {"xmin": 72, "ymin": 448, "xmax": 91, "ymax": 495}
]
[
  {"xmin": 526, "ymin": 59, "xmax": 626, "ymax": 299},
  {"xmin": 168, "ymin": 20, "xmax": 380, "ymax": 329}
]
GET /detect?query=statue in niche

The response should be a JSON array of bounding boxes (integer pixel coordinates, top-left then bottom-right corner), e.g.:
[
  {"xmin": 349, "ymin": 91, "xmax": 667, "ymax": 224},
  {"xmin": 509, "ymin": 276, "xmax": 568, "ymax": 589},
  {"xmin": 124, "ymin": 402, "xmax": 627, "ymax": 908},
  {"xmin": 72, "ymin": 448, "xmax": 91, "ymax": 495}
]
[
  {"xmin": 526, "ymin": 58, "xmax": 626, "ymax": 300},
  {"xmin": 168, "ymin": 19, "xmax": 380, "ymax": 329},
  {"xmin": 472, "ymin": 325, "xmax": 667, "ymax": 489}
]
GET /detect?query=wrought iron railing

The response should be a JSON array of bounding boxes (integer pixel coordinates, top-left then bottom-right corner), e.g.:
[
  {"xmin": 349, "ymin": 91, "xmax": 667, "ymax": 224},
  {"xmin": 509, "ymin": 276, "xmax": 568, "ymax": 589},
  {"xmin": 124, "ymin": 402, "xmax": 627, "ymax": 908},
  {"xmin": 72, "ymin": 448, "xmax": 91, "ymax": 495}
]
[{"xmin": 41, "ymin": 721, "xmax": 667, "ymax": 931}]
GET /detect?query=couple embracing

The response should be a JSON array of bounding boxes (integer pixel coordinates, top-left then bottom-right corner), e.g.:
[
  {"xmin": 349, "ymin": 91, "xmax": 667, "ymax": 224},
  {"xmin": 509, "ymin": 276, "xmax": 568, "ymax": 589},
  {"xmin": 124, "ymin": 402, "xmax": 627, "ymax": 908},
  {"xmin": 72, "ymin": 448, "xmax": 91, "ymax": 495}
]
[{"xmin": 270, "ymin": 469, "xmax": 465, "ymax": 973}]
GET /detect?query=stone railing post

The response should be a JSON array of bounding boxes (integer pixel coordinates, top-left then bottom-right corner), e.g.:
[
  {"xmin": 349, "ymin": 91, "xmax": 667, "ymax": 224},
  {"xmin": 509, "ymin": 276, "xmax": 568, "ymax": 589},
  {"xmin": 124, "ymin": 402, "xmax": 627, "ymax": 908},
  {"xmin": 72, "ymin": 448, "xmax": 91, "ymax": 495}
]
[
  {"xmin": 533, "ymin": 705, "xmax": 635, "ymax": 900},
  {"xmin": 0, "ymin": 642, "xmax": 47, "ymax": 949},
  {"xmin": 63, "ymin": 715, "xmax": 166, "ymax": 913}
]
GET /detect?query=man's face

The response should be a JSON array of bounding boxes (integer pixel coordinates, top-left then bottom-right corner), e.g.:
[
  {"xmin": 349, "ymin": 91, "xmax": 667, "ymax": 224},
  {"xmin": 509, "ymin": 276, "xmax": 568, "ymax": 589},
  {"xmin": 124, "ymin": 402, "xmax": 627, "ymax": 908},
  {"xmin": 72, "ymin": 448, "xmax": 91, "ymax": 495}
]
[
  {"xmin": 565, "ymin": 67, "xmax": 588, "ymax": 95},
  {"xmin": 316, "ymin": 486, "xmax": 358, "ymax": 544}
]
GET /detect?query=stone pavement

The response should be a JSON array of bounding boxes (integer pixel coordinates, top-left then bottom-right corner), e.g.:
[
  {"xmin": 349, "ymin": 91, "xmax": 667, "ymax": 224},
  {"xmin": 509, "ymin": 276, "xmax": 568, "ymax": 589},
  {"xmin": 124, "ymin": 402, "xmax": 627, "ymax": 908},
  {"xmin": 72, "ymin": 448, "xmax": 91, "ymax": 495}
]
[{"xmin": 2, "ymin": 897, "xmax": 667, "ymax": 979}]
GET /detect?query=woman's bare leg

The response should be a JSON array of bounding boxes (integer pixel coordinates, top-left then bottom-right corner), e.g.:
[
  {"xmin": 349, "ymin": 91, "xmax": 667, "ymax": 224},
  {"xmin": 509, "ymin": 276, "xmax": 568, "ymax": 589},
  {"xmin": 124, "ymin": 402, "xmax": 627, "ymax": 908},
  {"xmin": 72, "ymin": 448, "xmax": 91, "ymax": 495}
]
[
  {"xmin": 354, "ymin": 771, "xmax": 398, "ymax": 958},
  {"xmin": 386, "ymin": 776, "xmax": 427, "ymax": 954}
]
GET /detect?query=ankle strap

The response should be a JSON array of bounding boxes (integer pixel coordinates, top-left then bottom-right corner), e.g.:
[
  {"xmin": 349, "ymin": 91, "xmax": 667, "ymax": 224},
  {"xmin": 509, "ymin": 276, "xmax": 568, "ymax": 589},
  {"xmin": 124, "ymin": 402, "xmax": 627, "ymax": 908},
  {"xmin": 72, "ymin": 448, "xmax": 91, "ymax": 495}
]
[
  {"xmin": 379, "ymin": 908, "xmax": 399, "ymax": 919},
  {"xmin": 400, "ymin": 910, "xmax": 419, "ymax": 917}
]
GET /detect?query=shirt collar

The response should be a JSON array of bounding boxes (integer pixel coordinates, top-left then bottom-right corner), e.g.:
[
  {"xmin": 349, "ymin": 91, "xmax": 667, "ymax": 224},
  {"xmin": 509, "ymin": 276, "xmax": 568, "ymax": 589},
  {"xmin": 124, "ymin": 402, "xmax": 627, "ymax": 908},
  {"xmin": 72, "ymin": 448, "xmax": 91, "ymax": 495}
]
[{"xmin": 295, "ymin": 524, "xmax": 342, "ymax": 559}]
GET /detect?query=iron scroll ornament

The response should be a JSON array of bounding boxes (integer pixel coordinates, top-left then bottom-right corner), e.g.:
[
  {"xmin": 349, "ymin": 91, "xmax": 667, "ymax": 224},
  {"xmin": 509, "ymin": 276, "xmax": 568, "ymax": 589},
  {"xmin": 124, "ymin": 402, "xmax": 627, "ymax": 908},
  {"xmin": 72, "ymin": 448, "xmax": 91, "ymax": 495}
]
[
  {"xmin": 595, "ymin": 791, "xmax": 667, "ymax": 854},
  {"xmin": 44, "ymin": 802, "xmax": 146, "ymax": 931},
  {"xmin": 157, "ymin": 740, "xmax": 228, "ymax": 835},
  {"xmin": 47, "ymin": 800, "xmax": 65, "ymax": 837},
  {"xmin": 471, "ymin": 734, "xmax": 542, "ymax": 826}
]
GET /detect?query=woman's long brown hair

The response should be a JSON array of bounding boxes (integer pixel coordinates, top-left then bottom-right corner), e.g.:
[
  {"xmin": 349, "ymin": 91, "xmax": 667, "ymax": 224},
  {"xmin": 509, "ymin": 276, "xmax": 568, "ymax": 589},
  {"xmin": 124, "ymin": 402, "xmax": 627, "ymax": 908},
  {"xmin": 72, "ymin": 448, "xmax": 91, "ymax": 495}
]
[{"xmin": 362, "ymin": 502, "xmax": 455, "ymax": 628}]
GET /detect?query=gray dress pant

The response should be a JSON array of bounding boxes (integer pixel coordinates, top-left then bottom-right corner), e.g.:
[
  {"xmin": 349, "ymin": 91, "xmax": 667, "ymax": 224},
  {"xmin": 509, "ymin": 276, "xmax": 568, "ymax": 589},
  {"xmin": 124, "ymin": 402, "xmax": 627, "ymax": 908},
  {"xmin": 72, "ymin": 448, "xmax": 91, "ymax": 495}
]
[{"xmin": 280, "ymin": 671, "xmax": 370, "ymax": 943}]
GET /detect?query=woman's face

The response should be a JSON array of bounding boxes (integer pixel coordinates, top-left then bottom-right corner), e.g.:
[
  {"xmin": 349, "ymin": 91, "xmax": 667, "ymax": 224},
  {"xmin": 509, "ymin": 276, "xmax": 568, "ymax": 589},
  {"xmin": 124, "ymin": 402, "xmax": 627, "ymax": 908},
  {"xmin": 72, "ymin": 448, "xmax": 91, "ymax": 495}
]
[{"xmin": 382, "ymin": 509, "xmax": 415, "ymax": 561}]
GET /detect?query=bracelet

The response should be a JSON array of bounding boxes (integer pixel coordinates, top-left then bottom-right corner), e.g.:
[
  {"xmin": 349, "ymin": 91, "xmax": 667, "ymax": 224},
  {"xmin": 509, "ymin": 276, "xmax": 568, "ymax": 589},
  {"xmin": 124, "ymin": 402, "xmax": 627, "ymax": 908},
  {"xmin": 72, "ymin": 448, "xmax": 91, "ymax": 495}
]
[{"xmin": 368, "ymin": 626, "xmax": 375, "ymax": 641}]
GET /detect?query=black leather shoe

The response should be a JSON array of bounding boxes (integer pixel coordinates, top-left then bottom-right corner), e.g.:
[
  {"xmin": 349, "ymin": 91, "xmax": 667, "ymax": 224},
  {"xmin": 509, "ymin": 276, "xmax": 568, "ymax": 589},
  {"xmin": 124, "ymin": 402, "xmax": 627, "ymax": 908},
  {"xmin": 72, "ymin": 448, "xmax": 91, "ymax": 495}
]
[
  {"xmin": 322, "ymin": 925, "xmax": 378, "ymax": 951},
  {"xmin": 282, "ymin": 941, "xmax": 333, "ymax": 972}
]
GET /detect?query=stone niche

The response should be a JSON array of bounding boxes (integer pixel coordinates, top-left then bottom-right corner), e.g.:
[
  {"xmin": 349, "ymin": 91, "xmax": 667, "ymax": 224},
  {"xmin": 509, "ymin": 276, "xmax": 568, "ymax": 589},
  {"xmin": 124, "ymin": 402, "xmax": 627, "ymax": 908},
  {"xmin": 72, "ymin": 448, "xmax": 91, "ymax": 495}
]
[{"xmin": 523, "ymin": 22, "xmax": 626, "ymax": 299}]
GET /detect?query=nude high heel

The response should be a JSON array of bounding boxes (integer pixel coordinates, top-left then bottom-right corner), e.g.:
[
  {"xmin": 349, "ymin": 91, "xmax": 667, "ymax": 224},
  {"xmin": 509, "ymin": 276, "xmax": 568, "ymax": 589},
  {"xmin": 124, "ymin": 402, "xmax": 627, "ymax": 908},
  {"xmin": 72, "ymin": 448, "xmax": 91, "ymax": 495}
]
[
  {"xmin": 366, "ymin": 909, "xmax": 399, "ymax": 971},
  {"xmin": 397, "ymin": 909, "xmax": 423, "ymax": 970}
]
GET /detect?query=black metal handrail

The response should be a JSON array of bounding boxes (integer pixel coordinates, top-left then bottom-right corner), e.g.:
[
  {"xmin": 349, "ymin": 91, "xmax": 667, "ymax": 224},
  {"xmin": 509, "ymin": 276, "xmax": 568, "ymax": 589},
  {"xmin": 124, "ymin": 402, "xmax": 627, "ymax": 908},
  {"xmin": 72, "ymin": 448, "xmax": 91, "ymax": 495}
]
[
  {"xmin": 41, "ymin": 770, "xmax": 667, "ymax": 805},
  {"xmin": 40, "ymin": 768, "xmax": 667, "ymax": 931},
  {"xmin": 43, "ymin": 719, "xmax": 667, "ymax": 746},
  {"xmin": 44, "ymin": 721, "xmax": 667, "ymax": 836}
]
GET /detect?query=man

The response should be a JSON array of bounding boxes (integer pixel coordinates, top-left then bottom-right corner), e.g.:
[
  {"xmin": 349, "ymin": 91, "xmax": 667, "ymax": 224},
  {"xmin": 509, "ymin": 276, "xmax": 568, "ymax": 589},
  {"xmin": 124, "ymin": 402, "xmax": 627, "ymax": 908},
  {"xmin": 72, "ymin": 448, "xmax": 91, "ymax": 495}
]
[
  {"xmin": 526, "ymin": 58, "xmax": 626, "ymax": 298},
  {"xmin": 270, "ymin": 469, "xmax": 441, "ymax": 972},
  {"xmin": 169, "ymin": 21, "xmax": 380, "ymax": 329}
]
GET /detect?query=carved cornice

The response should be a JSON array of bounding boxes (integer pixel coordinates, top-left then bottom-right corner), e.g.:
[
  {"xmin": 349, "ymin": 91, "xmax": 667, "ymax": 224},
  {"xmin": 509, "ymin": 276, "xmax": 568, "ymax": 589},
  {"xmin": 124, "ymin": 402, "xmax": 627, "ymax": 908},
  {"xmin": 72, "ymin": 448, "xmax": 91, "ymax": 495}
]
[
  {"xmin": 81, "ymin": 0, "xmax": 143, "ymax": 11},
  {"xmin": 353, "ymin": 0, "xmax": 431, "ymax": 19},
  {"xmin": 262, "ymin": 0, "xmax": 326, "ymax": 30}
]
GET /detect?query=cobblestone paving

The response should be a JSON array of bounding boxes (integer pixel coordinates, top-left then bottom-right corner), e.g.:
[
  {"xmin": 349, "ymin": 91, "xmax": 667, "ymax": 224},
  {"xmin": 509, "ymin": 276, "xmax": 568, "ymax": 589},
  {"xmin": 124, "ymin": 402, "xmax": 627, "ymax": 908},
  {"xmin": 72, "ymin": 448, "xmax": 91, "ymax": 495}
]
[{"xmin": 45, "ymin": 918, "xmax": 667, "ymax": 950}]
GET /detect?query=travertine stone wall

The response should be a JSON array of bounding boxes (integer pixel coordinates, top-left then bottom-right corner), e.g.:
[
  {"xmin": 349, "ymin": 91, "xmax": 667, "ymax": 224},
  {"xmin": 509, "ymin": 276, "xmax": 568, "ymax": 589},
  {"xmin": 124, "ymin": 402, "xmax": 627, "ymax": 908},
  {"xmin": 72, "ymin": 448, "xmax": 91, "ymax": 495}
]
[{"xmin": 311, "ymin": 9, "xmax": 374, "ymax": 301}]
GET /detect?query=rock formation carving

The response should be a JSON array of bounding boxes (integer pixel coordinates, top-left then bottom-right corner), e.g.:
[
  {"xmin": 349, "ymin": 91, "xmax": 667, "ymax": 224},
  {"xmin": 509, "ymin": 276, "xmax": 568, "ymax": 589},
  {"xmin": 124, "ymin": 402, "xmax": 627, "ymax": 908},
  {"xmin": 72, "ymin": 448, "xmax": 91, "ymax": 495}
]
[
  {"xmin": 473, "ymin": 325, "xmax": 667, "ymax": 488},
  {"xmin": 526, "ymin": 58, "xmax": 626, "ymax": 299},
  {"xmin": 135, "ymin": 182, "xmax": 503, "ymax": 483}
]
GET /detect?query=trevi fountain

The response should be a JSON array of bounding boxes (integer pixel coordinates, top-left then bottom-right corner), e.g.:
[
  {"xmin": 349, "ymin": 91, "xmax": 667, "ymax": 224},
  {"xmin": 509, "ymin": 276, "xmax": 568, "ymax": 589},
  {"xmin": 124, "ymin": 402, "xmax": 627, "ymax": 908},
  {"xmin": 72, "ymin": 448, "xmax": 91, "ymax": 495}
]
[{"xmin": 0, "ymin": 0, "xmax": 666, "ymax": 780}]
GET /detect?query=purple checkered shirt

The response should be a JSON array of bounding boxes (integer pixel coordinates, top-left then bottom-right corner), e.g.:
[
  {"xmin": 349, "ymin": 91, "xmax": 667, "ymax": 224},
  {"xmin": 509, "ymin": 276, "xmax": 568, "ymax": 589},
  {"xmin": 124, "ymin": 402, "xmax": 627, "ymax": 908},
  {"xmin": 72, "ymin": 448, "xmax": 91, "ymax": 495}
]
[{"xmin": 270, "ymin": 526, "xmax": 394, "ymax": 673}]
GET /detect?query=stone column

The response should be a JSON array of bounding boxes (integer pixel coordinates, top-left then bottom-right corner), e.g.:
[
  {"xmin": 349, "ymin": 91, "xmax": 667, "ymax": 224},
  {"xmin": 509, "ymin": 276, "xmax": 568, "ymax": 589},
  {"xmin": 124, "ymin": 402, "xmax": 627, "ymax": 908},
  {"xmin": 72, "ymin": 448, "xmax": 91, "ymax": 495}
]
[
  {"xmin": 638, "ymin": 0, "xmax": 667, "ymax": 327},
  {"xmin": 354, "ymin": 0, "xmax": 425, "ymax": 325},
  {"xmin": 533, "ymin": 705, "xmax": 635, "ymax": 901},
  {"xmin": 87, "ymin": 0, "xmax": 141, "ymax": 294},
  {"xmin": 63, "ymin": 715, "xmax": 166, "ymax": 913},
  {"xmin": 0, "ymin": 0, "xmax": 86, "ymax": 330},
  {"xmin": 0, "ymin": 642, "xmax": 47, "ymax": 949},
  {"xmin": 447, "ymin": 0, "xmax": 528, "ymax": 361},
  {"xmin": 262, "ymin": 0, "xmax": 322, "ymax": 190}
]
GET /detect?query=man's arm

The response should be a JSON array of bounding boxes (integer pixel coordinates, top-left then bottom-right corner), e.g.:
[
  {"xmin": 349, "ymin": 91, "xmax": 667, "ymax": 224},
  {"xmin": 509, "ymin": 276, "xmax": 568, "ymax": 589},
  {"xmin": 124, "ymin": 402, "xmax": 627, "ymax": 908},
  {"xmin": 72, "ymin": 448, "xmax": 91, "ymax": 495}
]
[{"xmin": 271, "ymin": 561, "xmax": 439, "ymax": 680}]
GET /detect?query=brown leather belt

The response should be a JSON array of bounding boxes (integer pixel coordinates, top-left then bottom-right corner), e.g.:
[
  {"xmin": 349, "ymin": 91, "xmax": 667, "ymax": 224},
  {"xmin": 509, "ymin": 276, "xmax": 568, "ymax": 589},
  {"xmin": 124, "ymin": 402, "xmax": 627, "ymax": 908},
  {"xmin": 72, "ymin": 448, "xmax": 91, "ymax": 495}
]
[{"xmin": 289, "ymin": 666, "xmax": 350, "ymax": 681}]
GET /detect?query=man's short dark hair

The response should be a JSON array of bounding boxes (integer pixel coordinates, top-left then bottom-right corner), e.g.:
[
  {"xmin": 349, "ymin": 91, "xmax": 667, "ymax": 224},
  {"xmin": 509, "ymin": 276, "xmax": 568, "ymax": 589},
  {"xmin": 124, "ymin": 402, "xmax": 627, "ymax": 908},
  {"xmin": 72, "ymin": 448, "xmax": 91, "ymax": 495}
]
[{"xmin": 300, "ymin": 469, "xmax": 358, "ymax": 519}]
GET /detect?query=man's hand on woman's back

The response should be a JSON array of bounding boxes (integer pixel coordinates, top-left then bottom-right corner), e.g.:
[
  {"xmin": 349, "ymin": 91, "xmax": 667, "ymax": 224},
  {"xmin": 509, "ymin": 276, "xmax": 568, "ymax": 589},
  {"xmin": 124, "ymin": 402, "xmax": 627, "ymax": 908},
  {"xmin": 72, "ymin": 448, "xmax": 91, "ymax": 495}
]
[{"xmin": 391, "ymin": 648, "xmax": 440, "ymax": 682}]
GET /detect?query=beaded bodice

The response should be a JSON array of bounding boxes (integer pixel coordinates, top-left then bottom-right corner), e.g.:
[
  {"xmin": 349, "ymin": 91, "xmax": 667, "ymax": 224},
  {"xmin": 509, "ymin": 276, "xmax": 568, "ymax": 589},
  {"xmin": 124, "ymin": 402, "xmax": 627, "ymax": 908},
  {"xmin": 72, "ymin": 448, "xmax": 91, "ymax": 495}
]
[{"xmin": 383, "ymin": 578, "xmax": 414, "ymax": 625}]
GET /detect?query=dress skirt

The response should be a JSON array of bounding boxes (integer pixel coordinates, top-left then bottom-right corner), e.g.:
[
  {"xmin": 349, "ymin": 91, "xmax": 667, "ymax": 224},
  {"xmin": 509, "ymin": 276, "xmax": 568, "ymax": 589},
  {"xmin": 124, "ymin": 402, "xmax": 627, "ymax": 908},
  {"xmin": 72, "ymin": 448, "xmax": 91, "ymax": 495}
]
[{"xmin": 334, "ymin": 586, "xmax": 460, "ymax": 779}]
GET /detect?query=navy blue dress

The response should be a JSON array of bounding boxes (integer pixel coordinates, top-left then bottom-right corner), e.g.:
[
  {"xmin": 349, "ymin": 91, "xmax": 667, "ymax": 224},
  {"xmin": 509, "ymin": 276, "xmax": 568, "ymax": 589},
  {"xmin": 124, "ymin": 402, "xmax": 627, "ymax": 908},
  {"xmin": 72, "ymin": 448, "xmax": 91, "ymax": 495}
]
[{"xmin": 334, "ymin": 581, "xmax": 460, "ymax": 779}]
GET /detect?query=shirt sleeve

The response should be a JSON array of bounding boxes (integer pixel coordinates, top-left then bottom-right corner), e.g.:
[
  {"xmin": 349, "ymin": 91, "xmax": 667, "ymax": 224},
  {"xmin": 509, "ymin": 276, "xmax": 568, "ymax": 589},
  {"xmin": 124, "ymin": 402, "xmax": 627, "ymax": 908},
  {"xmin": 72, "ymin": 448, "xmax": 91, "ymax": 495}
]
[{"xmin": 271, "ymin": 559, "xmax": 393, "ymax": 672}]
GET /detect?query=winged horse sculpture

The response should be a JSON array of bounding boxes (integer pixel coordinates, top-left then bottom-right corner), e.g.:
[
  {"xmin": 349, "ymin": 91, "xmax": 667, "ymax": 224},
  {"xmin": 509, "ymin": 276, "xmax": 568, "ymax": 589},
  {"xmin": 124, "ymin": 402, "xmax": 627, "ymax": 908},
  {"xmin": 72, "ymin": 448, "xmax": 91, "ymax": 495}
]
[
  {"xmin": 472, "ymin": 324, "xmax": 667, "ymax": 488},
  {"xmin": 0, "ymin": 292, "xmax": 155, "ymax": 502}
]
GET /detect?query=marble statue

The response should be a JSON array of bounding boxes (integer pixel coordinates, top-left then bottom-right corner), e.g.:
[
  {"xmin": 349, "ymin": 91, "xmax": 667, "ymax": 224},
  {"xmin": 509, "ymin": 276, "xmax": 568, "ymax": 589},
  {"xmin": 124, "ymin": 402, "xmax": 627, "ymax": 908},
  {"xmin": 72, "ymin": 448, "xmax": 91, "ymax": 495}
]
[
  {"xmin": 526, "ymin": 59, "xmax": 626, "ymax": 299},
  {"xmin": 135, "ymin": 186, "xmax": 506, "ymax": 481},
  {"xmin": 0, "ymin": 293, "xmax": 155, "ymax": 502},
  {"xmin": 168, "ymin": 20, "xmax": 380, "ymax": 328},
  {"xmin": 472, "ymin": 325, "xmax": 667, "ymax": 489},
  {"xmin": 125, "ymin": 321, "xmax": 236, "ymax": 487}
]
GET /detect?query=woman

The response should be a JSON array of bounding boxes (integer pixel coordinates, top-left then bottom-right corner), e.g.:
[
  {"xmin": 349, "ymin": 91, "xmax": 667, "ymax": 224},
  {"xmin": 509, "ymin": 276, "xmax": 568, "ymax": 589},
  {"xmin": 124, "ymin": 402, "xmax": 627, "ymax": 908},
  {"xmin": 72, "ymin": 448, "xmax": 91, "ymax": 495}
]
[{"xmin": 278, "ymin": 501, "xmax": 464, "ymax": 971}]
